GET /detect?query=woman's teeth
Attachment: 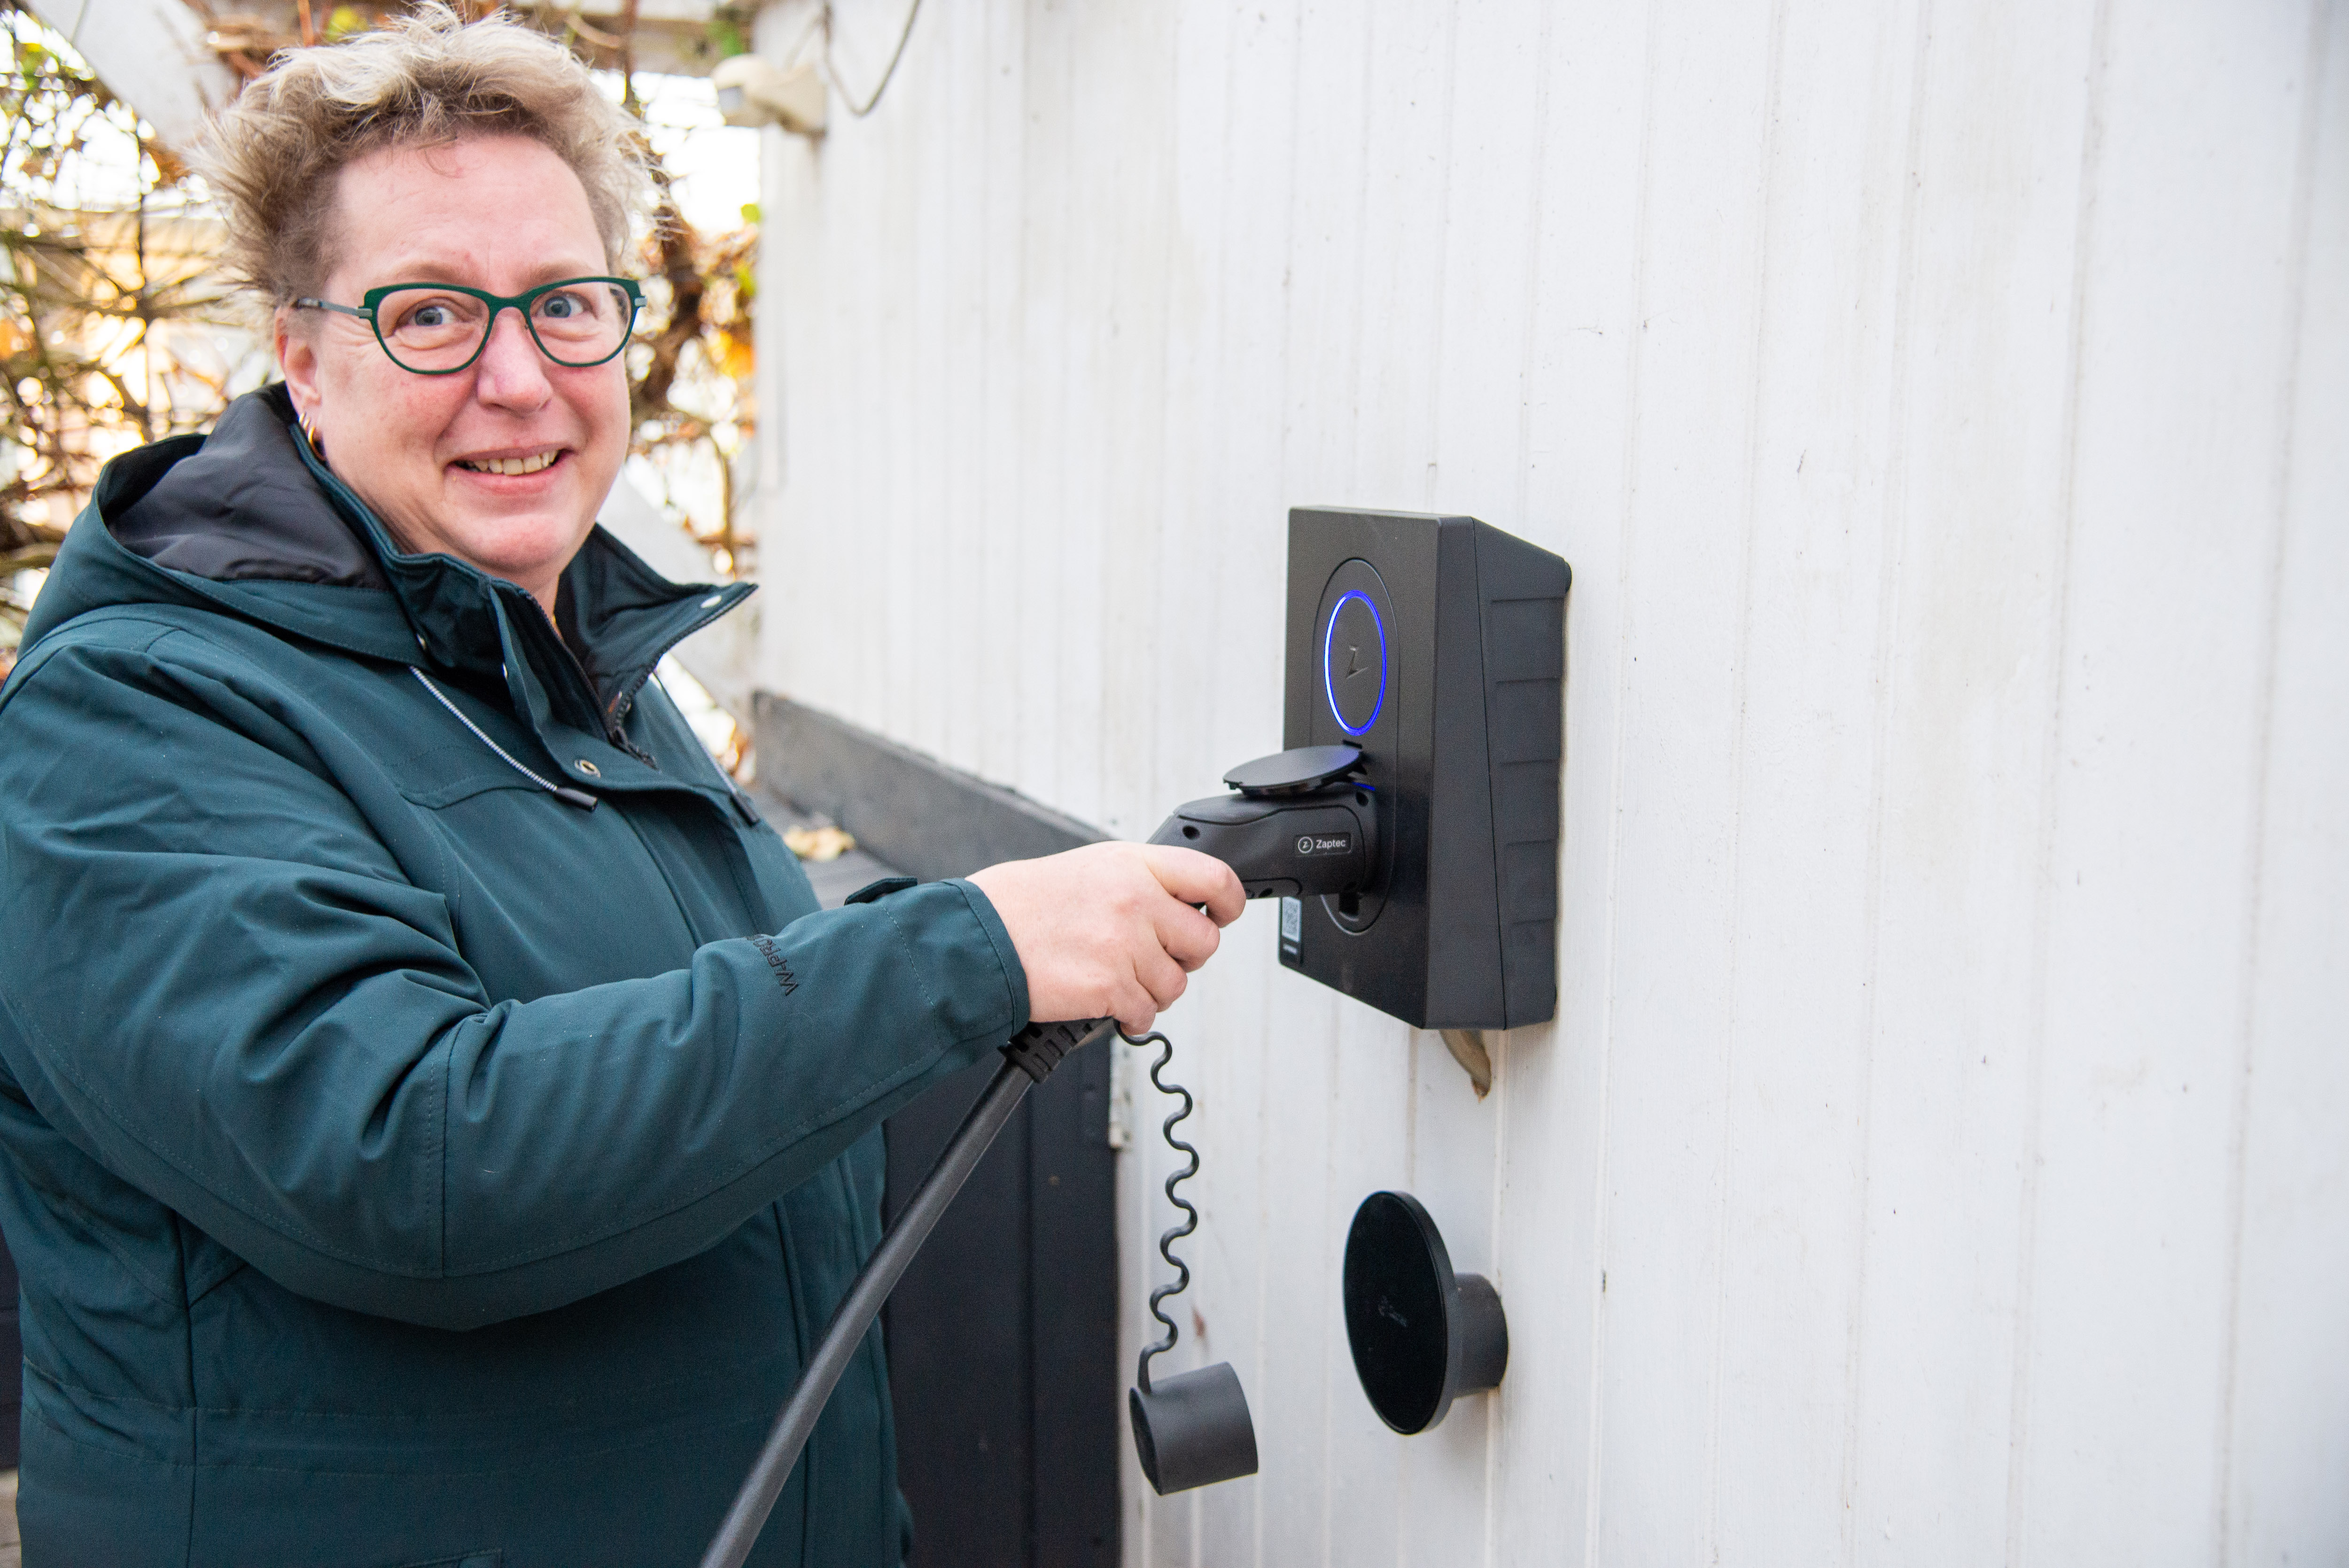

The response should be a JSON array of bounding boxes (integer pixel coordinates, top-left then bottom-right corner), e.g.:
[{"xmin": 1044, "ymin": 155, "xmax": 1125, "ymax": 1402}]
[{"xmin": 459, "ymin": 451, "xmax": 559, "ymax": 475}]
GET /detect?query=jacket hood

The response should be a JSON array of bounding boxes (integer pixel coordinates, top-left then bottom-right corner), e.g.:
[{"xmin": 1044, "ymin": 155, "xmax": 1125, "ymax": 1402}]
[
  {"xmin": 23, "ymin": 385, "xmax": 753, "ymax": 739},
  {"xmin": 108, "ymin": 384, "xmax": 389, "ymax": 590}
]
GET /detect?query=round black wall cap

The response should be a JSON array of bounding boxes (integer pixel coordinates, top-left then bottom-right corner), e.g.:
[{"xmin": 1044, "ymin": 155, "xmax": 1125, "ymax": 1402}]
[{"xmin": 1342, "ymin": 1190, "xmax": 1509, "ymax": 1435}]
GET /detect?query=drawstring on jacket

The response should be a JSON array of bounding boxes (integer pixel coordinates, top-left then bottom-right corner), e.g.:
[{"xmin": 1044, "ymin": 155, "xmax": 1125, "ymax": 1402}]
[{"xmin": 409, "ymin": 667, "xmax": 599, "ymax": 811}]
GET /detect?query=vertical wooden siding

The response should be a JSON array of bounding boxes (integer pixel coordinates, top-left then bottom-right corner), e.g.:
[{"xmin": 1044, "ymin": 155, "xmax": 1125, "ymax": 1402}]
[{"xmin": 750, "ymin": 1, "xmax": 2349, "ymax": 1562}]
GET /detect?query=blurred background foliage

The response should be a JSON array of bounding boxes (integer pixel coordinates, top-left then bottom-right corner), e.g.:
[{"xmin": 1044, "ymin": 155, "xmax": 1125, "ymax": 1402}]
[{"xmin": 0, "ymin": 0, "xmax": 759, "ymax": 679}]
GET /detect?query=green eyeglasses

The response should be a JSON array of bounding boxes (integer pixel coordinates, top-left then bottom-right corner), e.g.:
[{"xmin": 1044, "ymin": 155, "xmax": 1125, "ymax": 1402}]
[{"xmin": 292, "ymin": 277, "xmax": 645, "ymax": 375}]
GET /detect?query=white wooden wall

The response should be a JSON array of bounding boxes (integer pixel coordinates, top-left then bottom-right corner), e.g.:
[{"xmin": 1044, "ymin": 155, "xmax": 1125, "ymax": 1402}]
[{"xmin": 749, "ymin": 1, "xmax": 2349, "ymax": 1562}]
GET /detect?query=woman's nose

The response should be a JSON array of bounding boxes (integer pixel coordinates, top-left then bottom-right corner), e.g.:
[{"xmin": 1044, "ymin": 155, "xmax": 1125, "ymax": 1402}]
[{"xmin": 472, "ymin": 308, "xmax": 552, "ymax": 408}]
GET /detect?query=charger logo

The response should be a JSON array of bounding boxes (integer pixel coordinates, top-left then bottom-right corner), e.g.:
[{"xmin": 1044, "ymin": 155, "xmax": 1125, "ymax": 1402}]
[{"xmin": 1295, "ymin": 833, "xmax": 1353, "ymax": 856}]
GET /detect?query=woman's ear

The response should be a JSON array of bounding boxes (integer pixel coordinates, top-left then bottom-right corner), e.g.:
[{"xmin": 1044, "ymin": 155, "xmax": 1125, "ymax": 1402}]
[
  {"xmin": 275, "ymin": 306, "xmax": 327, "ymax": 451},
  {"xmin": 276, "ymin": 307, "xmax": 319, "ymax": 413}
]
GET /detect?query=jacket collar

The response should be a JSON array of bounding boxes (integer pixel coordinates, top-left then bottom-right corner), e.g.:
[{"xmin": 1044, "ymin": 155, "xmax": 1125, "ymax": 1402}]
[{"xmin": 24, "ymin": 386, "xmax": 754, "ymax": 745}]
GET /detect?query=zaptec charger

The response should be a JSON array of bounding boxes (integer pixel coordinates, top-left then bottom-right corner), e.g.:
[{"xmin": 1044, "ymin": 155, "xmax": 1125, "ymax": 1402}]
[
  {"xmin": 1151, "ymin": 509, "xmax": 1570, "ymax": 1030},
  {"xmin": 1281, "ymin": 509, "xmax": 1569, "ymax": 1029}
]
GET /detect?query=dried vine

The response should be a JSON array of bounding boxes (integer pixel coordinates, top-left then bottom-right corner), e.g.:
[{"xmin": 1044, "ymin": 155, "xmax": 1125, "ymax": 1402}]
[{"xmin": 1, "ymin": 0, "xmax": 254, "ymax": 670}]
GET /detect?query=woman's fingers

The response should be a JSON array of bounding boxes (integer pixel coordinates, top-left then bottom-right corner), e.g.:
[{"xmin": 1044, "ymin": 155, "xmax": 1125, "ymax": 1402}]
[
  {"xmin": 1155, "ymin": 898, "xmax": 1223, "ymax": 973},
  {"xmin": 1143, "ymin": 845, "xmax": 1246, "ymax": 927},
  {"xmin": 965, "ymin": 841, "xmax": 1245, "ymax": 1029},
  {"xmin": 1102, "ymin": 949, "xmax": 1186, "ymax": 1035},
  {"xmin": 1134, "ymin": 945, "xmax": 1190, "ymax": 1013}
]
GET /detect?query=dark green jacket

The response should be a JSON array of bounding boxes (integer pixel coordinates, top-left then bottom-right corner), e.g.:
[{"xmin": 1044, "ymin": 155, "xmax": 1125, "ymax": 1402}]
[{"xmin": 0, "ymin": 388, "xmax": 1028, "ymax": 1566}]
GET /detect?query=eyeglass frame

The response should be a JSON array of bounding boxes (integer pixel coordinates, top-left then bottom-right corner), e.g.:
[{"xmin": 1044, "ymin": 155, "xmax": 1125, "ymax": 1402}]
[{"xmin": 290, "ymin": 276, "xmax": 646, "ymax": 375}]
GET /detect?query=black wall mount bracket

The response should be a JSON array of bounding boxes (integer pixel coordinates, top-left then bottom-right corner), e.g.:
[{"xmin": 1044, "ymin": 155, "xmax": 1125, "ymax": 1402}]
[{"xmin": 1341, "ymin": 1190, "xmax": 1509, "ymax": 1436}]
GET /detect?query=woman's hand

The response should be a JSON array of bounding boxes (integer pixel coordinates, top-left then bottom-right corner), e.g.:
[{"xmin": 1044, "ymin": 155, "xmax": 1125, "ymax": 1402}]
[{"xmin": 966, "ymin": 843, "xmax": 1246, "ymax": 1033}]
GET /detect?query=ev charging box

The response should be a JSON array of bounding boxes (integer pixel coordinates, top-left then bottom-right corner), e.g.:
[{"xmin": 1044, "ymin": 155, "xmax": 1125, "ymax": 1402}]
[{"xmin": 1279, "ymin": 509, "xmax": 1570, "ymax": 1030}]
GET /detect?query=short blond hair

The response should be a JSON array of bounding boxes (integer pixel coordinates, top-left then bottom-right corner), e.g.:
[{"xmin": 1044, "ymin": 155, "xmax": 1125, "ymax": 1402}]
[{"xmin": 201, "ymin": 4, "xmax": 651, "ymax": 303}]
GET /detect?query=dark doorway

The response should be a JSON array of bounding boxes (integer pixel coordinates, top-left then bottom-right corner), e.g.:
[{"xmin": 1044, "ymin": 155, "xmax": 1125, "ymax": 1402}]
[
  {"xmin": 883, "ymin": 1046, "xmax": 1119, "ymax": 1568},
  {"xmin": 757, "ymin": 694, "xmax": 1121, "ymax": 1568}
]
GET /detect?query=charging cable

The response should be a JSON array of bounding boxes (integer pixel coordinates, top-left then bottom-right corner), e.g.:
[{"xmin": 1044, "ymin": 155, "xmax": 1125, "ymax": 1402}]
[
  {"xmin": 1129, "ymin": 1028, "xmax": 1194, "ymax": 1399},
  {"xmin": 698, "ymin": 1017, "xmax": 1117, "ymax": 1568}
]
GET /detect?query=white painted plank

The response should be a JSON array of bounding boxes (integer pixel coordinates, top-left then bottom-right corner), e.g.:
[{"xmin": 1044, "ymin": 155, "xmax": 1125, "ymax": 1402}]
[
  {"xmin": 1395, "ymin": 0, "xmax": 1564, "ymax": 1558},
  {"xmin": 902, "ymin": 0, "xmax": 964, "ymax": 765},
  {"xmin": 1582, "ymin": 4, "xmax": 1782, "ymax": 1561},
  {"xmin": 1291, "ymin": 8, "xmax": 1472, "ymax": 1557},
  {"xmin": 1007, "ymin": 3, "xmax": 1077, "ymax": 818},
  {"xmin": 1134, "ymin": 0, "xmax": 1222, "ymax": 841},
  {"xmin": 1249, "ymin": 951, "xmax": 1345, "ymax": 1568},
  {"xmin": 965, "ymin": 0, "xmax": 1029, "ymax": 793},
  {"xmin": 1182, "ymin": 947, "xmax": 1274, "ymax": 1567},
  {"xmin": 1084, "ymin": 0, "xmax": 1181, "ymax": 844},
  {"xmin": 1480, "ymin": 0, "xmax": 1658, "ymax": 1559},
  {"xmin": 2018, "ymin": 3, "xmax": 2322, "ymax": 1562},
  {"xmin": 1249, "ymin": 5, "xmax": 1374, "ymax": 1563},
  {"xmin": 2224, "ymin": 10, "xmax": 2349, "ymax": 1558},
  {"xmin": 1343, "ymin": 0, "xmax": 1457, "ymax": 513},
  {"xmin": 1481, "ymin": 6, "xmax": 1653, "ymax": 1566},
  {"xmin": 1705, "ymin": 1, "xmax": 1921, "ymax": 1559},
  {"xmin": 1842, "ymin": 0, "xmax": 2105, "ymax": 1560},
  {"xmin": 1181, "ymin": 0, "xmax": 1297, "ymax": 821},
  {"xmin": 1313, "ymin": 995, "xmax": 1417, "ymax": 1565},
  {"xmin": 1167, "ymin": 10, "xmax": 1307, "ymax": 1568}
]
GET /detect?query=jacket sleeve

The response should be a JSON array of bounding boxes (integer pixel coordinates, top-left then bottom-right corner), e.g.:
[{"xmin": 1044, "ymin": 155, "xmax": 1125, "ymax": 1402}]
[{"xmin": 0, "ymin": 624, "xmax": 1030, "ymax": 1330}]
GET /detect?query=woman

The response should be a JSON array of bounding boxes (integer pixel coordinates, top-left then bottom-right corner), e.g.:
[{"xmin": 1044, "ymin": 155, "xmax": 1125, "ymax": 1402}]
[{"xmin": 0, "ymin": 10, "xmax": 1239, "ymax": 1564}]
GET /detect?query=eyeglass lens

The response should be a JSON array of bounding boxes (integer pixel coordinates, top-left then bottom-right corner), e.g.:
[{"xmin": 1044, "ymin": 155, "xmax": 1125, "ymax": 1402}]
[{"xmin": 376, "ymin": 283, "xmax": 633, "ymax": 371}]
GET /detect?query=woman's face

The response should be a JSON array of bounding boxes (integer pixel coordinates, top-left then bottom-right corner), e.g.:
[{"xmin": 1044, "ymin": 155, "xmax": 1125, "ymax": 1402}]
[{"xmin": 277, "ymin": 134, "xmax": 630, "ymax": 613}]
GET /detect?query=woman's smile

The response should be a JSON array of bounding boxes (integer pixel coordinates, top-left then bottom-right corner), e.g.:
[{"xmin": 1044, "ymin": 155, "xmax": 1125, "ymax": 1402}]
[{"xmin": 453, "ymin": 447, "xmax": 566, "ymax": 477}]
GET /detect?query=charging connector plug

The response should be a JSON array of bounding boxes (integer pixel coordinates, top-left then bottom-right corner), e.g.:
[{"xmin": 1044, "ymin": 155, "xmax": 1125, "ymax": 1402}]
[{"xmin": 1146, "ymin": 745, "xmax": 1378, "ymax": 900}]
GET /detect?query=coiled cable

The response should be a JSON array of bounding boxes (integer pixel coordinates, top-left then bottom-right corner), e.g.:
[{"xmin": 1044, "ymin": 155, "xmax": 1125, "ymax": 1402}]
[{"xmin": 1123, "ymin": 1027, "xmax": 1195, "ymax": 1397}]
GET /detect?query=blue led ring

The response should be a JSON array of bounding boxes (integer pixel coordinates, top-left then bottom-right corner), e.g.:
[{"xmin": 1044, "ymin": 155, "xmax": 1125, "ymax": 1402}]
[{"xmin": 1322, "ymin": 590, "xmax": 1387, "ymax": 737}]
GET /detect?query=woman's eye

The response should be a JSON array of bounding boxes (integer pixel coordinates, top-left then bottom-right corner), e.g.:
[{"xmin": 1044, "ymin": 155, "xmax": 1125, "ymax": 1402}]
[
  {"xmin": 539, "ymin": 293, "xmax": 582, "ymax": 319},
  {"xmin": 407, "ymin": 304, "xmax": 451, "ymax": 328}
]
